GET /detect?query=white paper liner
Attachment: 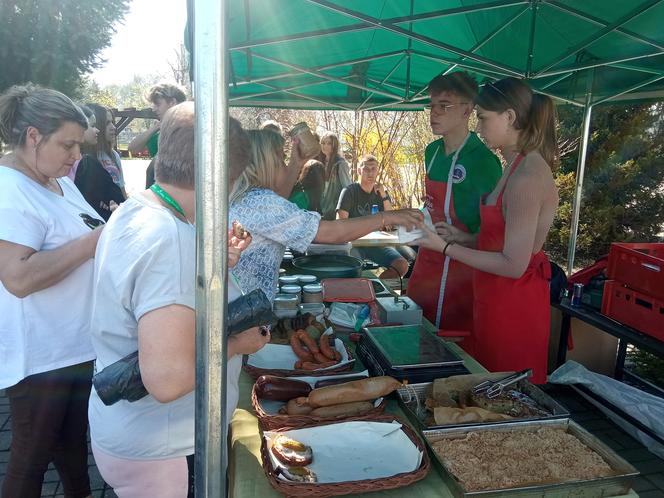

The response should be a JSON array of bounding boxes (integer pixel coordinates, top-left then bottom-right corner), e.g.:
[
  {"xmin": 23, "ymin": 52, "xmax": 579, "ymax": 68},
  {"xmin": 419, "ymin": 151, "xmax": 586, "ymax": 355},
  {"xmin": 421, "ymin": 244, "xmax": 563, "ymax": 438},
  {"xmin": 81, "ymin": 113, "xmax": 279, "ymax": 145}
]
[
  {"xmin": 265, "ymin": 421, "xmax": 423, "ymax": 483},
  {"xmin": 247, "ymin": 329, "xmax": 353, "ymax": 371},
  {"xmin": 398, "ymin": 208, "xmax": 434, "ymax": 243}
]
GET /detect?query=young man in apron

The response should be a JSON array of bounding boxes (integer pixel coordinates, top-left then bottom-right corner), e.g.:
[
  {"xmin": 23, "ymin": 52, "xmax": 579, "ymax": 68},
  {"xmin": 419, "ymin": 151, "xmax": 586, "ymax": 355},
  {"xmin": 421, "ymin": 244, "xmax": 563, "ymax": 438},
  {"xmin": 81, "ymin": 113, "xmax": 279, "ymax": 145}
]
[{"xmin": 407, "ymin": 72, "xmax": 501, "ymax": 354}]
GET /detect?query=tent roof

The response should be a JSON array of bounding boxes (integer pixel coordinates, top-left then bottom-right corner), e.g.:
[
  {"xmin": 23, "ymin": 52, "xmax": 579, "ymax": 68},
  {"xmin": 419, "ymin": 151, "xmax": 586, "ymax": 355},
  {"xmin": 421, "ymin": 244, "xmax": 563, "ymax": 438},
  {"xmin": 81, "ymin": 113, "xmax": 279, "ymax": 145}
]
[{"xmin": 219, "ymin": 0, "xmax": 664, "ymax": 109}]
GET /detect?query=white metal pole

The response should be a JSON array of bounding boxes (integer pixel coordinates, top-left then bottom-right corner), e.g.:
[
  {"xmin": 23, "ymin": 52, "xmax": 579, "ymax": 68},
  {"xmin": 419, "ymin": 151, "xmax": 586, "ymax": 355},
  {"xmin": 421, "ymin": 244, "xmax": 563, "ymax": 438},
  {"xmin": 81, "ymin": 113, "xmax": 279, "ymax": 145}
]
[
  {"xmin": 194, "ymin": 0, "xmax": 230, "ymax": 496},
  {"xmin": 566, "ymin": 91, "xmax": 593, "ymax": 275}
]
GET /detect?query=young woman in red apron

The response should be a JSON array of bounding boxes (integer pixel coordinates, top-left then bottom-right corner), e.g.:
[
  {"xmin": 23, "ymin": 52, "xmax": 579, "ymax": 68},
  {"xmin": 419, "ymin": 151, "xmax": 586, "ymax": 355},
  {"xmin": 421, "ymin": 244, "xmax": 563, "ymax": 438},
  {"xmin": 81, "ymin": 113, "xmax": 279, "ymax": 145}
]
[{"xmin": 411, "ymin": 78, "xmax": 559, "ymax": 384}]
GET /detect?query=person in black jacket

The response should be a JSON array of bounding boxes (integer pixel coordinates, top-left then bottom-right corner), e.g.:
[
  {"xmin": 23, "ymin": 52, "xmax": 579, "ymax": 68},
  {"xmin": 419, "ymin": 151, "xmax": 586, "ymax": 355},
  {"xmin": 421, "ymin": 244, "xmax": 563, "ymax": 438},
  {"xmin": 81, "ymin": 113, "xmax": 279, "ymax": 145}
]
[{"xmin": 72, "ymin": 105, "xmax": 125, "ymax": 221}]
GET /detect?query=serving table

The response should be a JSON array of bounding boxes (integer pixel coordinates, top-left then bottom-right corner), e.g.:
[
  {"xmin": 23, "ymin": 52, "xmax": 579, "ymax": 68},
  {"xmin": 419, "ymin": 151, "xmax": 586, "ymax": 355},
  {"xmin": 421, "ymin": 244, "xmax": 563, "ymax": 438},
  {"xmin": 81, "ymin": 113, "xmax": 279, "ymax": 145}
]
[{"xmin": 228, "ymin": 312, "xmax": 638, "ymax": 497}]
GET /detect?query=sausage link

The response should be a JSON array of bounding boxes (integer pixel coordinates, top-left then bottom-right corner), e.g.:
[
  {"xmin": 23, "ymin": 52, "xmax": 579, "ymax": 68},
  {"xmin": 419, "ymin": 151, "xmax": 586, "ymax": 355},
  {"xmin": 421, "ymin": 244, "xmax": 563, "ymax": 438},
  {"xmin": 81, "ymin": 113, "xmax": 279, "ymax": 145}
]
[
  {"xmin": 318, "ymin": 334, "xmax": 337, "ymax": 361},
  {"xmin": 295, "ymin": 330, "xmax": 320, "ymax": 354},
  {"xmin": 290, "ymin": 333, "xmax": 314, "ymax": 362}
]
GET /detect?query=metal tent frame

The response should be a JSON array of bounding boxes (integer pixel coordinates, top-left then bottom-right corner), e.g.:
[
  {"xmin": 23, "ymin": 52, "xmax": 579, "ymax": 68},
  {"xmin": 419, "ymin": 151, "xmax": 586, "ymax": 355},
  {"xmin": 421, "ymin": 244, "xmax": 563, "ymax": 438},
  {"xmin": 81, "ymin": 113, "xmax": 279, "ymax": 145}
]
[{"xmin": 189, "ymin": 1, "xmax": 664, "ymax": 496}]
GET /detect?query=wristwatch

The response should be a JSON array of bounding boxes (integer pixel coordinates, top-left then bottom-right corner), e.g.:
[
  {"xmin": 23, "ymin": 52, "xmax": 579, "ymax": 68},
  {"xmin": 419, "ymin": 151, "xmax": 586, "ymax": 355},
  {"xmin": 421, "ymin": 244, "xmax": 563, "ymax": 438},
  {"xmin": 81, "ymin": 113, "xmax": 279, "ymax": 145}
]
[{"xmin": 381, "ymin": 194, "xmax": 391, "ymax": 202}]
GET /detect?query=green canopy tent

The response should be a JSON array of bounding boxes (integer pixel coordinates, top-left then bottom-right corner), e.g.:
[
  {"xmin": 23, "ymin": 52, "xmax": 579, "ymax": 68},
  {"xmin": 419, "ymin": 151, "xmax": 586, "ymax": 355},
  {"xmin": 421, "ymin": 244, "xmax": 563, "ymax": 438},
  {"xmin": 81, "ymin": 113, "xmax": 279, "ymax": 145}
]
[{"xmin": 188, "ymin": 2, "xmax": 664, "ymax": 496}]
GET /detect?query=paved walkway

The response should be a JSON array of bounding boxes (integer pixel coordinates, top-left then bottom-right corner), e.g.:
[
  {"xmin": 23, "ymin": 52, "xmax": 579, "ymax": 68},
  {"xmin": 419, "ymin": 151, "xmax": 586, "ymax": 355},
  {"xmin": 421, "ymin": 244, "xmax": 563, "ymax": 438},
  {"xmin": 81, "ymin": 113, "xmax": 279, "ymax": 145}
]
[
  {"xmin": 1, "ymin": 385, "xmax": 663, "ymax": 497},
  {"xmin": 0, "ymin": 390, "xmax": 116, "ymax": 498}
]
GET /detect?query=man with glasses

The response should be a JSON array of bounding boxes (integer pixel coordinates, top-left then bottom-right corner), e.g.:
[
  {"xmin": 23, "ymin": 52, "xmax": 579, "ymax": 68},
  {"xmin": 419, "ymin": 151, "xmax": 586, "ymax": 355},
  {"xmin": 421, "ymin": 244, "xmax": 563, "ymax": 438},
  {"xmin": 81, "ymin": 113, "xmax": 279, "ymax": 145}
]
[{"xmin": 407, "ymin": 72, "xmax": 501, "ymax": 355}]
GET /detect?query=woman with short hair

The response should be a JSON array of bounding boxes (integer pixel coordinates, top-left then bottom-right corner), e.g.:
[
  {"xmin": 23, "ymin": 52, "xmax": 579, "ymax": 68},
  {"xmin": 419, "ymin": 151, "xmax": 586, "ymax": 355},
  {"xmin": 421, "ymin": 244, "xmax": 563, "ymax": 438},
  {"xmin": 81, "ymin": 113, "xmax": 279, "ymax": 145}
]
[
  {"xmin": 413, "ymin": 77, "xmax": 559, "ymax": 383},
  {"xmin": 88, "ymin": 104, "xmax": 267, "ymax": 498},
  {"xmin": 0, "ymin": 83, "xmax": 104, "ymax": 498}
]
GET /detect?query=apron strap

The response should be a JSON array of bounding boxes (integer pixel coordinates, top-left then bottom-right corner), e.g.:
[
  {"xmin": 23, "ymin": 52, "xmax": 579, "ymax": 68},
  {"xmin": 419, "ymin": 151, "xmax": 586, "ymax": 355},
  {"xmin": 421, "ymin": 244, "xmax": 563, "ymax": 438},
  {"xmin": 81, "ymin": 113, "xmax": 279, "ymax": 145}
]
[{"xmin": 434, "ymin": 132, "xmax": 471, "ymax": 328}]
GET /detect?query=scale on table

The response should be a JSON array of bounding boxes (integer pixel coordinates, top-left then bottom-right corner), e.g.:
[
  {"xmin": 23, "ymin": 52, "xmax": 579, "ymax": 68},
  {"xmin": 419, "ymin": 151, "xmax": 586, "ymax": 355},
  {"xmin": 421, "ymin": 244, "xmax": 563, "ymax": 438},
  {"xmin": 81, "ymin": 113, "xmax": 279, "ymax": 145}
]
[{"xmin": 356, "ymin": 325, "xmax": 468, "ymax": 383}]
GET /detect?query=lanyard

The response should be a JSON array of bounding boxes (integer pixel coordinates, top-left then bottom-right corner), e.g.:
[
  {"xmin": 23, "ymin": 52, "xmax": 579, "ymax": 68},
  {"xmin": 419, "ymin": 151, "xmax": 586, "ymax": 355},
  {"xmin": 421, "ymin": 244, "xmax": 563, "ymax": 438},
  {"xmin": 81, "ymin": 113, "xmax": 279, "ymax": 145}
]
[{"xmin": 150, "ymin": 183, "xmax": 188, "ymax": 220}]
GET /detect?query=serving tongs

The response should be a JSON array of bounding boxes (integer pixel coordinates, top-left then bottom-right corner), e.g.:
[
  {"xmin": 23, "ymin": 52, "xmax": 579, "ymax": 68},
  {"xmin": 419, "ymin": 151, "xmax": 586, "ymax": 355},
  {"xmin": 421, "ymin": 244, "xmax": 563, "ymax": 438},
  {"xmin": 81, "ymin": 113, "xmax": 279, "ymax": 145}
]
[{"xmin": 472, "ymin": 369, "xmax": 533, "ymax": 399}]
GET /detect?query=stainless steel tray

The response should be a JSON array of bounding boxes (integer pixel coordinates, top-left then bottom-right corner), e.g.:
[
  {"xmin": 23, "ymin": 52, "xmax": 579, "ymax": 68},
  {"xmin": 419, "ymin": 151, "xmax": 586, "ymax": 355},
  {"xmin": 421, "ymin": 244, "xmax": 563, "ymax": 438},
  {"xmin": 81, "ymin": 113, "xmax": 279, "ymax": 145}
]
[
  {"xmin": 397, "ymin": 379, "xmax": 569, "ymax": 430},
  {"xmin": 422, "ymin": 418, "xmax": 638, "ymax": 498}
]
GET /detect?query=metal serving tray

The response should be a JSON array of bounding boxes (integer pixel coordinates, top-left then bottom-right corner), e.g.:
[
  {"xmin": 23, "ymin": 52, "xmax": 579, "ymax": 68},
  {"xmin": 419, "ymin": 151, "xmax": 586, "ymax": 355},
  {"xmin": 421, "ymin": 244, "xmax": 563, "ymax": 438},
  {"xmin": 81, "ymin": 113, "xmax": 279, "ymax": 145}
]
[
  {"xmin": 397, "ymin": 380, "xmax": 569, "ymax": 430},
  {"xmin": 422, "ymin": 418, "xmax": 638, "ymax": 498}
]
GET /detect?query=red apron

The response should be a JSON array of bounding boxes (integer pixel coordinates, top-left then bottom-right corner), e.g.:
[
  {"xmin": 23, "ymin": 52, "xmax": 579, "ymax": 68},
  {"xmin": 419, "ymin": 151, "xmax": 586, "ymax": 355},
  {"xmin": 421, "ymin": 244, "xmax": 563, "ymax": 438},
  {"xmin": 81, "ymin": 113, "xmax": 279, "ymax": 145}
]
[
  {"xmin": 473, "ymin": 154, "xmax": 551, "ymax": 384},
  {"xmin": 408, "ymin": 139, "xmax": 476, "ymax": 355}
]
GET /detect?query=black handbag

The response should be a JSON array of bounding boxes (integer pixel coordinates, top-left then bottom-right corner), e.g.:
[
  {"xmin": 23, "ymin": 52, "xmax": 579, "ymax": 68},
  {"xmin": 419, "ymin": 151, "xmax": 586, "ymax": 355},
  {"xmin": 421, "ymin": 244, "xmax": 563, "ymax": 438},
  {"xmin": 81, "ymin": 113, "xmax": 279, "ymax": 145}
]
[{"xmin": 93, "ymin": 288, "xmax": 277, "ymax": 406}]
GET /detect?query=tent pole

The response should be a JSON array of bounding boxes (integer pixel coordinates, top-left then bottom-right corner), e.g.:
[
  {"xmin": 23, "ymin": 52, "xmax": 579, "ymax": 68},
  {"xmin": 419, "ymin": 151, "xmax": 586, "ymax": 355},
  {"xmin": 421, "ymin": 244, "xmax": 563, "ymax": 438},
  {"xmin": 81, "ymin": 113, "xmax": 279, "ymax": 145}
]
[
  {"xmin": 566, "ymin": 89, "xmax": 593, "ymax": 275},
  {"xmin": 194, "ymin": 0, "xmax": 230, "ymax": 496}
]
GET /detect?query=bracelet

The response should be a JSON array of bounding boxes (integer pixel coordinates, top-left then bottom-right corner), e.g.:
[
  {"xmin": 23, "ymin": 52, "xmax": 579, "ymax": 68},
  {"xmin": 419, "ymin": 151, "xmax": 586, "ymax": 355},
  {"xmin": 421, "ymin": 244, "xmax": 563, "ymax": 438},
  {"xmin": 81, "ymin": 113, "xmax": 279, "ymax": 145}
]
[{"xmin": 443, "ymin": 240, "xmax": 455, "ymax": 257}]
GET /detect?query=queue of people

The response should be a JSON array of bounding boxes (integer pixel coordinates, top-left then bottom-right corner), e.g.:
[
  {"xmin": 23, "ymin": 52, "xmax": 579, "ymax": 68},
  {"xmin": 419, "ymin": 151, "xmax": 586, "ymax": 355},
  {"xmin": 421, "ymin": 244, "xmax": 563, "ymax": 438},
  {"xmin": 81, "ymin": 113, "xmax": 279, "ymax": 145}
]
[{"xmin": 0, "ymin": 68, "xmax": 559, "ymax": 497}]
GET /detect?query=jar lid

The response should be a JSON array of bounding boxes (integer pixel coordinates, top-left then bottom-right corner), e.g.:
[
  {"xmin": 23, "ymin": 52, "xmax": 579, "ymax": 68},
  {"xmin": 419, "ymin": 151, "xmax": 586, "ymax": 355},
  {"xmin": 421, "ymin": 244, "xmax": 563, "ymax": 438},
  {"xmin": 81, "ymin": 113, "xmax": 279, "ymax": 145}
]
[
  {"xmin": 282, "ymin": 253, "xmax": 294, "ymax": 261},
  {"xmin": 298, "ymin": 274, "xmax": 317, "ymax": 284},
  {"xmin": 279, "ymin": 275, "xmax": 299, "ymax": 284},
  {"xmin": 302, "ymin": 283, "xmax": 323, "ymax": 293},
  {"xmin": 281, "ymin": 284, "xmax": 302, "ymax": 294}
]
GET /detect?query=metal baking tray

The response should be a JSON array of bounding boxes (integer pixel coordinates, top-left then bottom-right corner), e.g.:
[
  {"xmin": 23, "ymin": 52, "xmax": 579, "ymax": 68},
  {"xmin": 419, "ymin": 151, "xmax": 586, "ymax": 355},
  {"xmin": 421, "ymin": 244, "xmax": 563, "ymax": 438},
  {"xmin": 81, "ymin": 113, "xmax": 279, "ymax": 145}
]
[
  {"xmin": 422, "ymin": 418, "xmax": 638, "ymax": 498},
  {"xmin": 397, "ymin": 380, "xmax": 569, "ymax": 430}
]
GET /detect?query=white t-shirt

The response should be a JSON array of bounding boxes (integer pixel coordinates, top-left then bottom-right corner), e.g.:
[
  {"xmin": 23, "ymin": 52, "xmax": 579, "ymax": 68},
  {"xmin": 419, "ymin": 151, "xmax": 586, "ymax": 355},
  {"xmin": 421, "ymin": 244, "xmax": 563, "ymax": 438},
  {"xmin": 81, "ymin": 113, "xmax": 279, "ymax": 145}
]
[
  {"xmin": 89, "ymin": 194, "xmax": 242, "ymax": 459},
  {"xmin": 0, "ymin": 167, "xmax": 101, "ymax": 389}
]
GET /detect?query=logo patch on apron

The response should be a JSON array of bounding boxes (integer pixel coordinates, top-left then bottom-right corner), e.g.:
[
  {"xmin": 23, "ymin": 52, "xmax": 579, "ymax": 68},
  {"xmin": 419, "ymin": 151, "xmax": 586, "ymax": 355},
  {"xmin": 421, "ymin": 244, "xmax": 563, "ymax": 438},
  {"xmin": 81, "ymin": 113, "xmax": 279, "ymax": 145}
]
[{"xmin": 452, "ymin": 164, "xmax": 466, "ymax": 184}]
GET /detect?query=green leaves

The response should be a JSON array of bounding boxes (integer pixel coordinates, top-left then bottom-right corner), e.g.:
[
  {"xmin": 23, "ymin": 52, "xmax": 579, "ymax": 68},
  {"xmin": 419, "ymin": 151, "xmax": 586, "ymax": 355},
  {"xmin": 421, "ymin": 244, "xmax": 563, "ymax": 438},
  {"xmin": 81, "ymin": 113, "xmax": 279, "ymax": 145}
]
[{"xmin": 0, "ymin": 0, "xmax": 130, "ymax": 95}]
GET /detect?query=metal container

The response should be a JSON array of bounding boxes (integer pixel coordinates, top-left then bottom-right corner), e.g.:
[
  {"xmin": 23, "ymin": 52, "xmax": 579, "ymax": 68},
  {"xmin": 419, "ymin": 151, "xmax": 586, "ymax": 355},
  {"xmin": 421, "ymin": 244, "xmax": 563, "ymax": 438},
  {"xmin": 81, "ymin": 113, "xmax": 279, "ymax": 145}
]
[
  {"xmin": 571, "ymin": 282, "xmax": 584, "ymax": 306},
  {"xmin": 422, "ymin": 418, "xmax": 638, "ymax": 498},
  {"xmin": 397, "ymin": 379, "xmax": 569, "ymax": 430},
  {"xmin": 292, "ymin": 254, "xmax": 363, "ymax": 280}
]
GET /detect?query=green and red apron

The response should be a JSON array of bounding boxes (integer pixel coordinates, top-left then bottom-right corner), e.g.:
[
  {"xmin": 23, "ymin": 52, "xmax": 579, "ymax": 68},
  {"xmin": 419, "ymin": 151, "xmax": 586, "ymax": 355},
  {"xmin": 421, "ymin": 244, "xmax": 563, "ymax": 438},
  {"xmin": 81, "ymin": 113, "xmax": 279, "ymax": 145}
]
[{"xmin": 408, "ymin": 135, "xmax": 477, "ymax": 354}]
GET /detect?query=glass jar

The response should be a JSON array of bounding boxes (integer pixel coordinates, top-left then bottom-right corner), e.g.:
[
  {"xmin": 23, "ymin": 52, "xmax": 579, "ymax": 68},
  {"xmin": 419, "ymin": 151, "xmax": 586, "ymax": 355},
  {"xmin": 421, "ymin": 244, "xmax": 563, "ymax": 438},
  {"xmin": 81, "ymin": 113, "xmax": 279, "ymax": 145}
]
[
  {"xmin": 302, "ymin": 283, "xmax": 323, "ymax": 303},
  {"xmin": 280, "ymin": 284, "xmax": 302, "ymax": 302},
  {"xmin": 288, "ymin": 122, "xmax": 321, "ymax": 158}
]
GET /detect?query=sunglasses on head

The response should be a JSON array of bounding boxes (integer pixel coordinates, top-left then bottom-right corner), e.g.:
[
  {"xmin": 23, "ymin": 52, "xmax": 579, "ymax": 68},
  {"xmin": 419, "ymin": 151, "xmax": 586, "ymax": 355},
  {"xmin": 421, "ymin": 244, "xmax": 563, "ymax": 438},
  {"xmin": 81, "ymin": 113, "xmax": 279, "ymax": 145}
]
[
  {"xmin": 485, "ymin": 81, "xmax": 510, "ymax": 102},
  {"xmin": 79, "ymin": 213, "xmax": 105, "ymax": 229}
]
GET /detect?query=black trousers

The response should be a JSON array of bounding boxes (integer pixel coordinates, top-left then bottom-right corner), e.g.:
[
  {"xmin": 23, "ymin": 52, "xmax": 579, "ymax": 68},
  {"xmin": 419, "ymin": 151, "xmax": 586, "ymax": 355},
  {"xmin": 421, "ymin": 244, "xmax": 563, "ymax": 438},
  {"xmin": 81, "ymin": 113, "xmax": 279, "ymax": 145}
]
[{"xmin": 2, "ymin": 361, "xmax": 94, "ymax": 498}]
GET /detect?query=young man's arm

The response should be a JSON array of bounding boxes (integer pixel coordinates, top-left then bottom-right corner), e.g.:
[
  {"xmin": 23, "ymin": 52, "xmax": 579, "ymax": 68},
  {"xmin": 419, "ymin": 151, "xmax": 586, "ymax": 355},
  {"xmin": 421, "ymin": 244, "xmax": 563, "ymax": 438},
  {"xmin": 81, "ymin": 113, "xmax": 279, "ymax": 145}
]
[{"xmin": 128, "ymin": 122, "xmax": 160, "ymax": 155}]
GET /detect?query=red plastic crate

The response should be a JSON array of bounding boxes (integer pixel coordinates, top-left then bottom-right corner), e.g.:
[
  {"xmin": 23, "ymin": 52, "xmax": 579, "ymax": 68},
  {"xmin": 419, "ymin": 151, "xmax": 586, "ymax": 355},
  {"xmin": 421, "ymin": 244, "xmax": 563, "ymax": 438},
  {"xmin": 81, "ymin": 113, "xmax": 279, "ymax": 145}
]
[
  {"xmin": 607, "ymin": 243, "xmax": 664, "ymax": 301},
  {"xmin": 601, "ymin": 280, "xmax": 664, "ymax": 341}
]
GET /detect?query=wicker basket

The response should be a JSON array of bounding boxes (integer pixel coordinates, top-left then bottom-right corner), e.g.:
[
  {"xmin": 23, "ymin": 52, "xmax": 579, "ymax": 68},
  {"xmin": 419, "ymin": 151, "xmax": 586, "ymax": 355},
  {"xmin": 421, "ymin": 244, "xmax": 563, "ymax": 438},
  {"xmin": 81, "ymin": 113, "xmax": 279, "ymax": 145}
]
[
  {"xmin": 260, "ymin": 415, "xmax": 430, "ymax": 497},
  {"xmin": 251, "ymin": 381, "xmax": 387, "ymax": 430},
  {"xmin": 243, "ymin": 344, "xmax": 355, "ymax": 379}
]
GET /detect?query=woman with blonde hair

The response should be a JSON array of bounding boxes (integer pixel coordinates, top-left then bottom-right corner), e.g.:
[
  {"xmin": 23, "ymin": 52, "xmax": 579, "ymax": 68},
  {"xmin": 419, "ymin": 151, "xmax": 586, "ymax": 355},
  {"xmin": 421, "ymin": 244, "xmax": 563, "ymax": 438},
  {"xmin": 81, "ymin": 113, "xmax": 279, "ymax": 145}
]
[
  {"xmin": 412, "ymin": 77, "xmax": 559, "ymax": 383},
  {"xmin": 319, "ymin": 131, "xmax": 351, "ymax": 220},
  {"xmin": 230, "ymin": 129, "xmax": 423, "ymax": 301}
]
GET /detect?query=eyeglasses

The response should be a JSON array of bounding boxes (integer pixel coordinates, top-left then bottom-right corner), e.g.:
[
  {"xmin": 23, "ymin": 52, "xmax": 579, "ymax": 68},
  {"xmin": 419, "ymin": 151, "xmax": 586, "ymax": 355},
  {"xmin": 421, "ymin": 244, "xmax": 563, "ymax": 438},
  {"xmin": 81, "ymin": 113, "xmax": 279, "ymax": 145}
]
[
  {"xmin": 424, "ymin": 102, "xmax": 470, "ymax": 114},
  {"xmin": 79, "ymin": 213, "xmax": 105, "ymax": 229}
]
